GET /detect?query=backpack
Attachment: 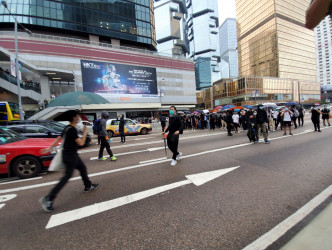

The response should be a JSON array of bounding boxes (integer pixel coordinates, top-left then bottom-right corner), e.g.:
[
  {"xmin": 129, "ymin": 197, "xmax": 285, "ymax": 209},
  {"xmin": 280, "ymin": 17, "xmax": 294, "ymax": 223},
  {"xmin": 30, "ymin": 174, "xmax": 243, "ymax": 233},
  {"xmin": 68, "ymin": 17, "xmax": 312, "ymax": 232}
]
[
  {"xmin": 293, "ymin": 109, "xmax": 299, "ymax": 118},
  {"xmin": 93, "ymin": 119, "xmax": 101, "ymax": 135}
]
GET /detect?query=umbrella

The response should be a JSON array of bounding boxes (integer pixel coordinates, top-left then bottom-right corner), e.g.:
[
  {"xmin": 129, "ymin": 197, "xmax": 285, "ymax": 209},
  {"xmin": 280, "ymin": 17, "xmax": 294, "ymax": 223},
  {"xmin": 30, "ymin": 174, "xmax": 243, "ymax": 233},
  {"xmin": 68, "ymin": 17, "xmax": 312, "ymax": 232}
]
[
  {"xmin": 242, "ymin": 104, "xmax": 250, "ymax": 108},
  {"xmin": 184, "ymin": 111, "xmax": 190, "ymax": 114},
  {"xmin": 177, "ymin": 111, "xmax": 184, "ymax": 114},
  {"xmin": 263, "ymin": 103, "xmax": 278, "ymax": 109},
  {"xmin": 195, "ymin": 110, "xmax": 204, "ymax": 114},
  {"xmin": 48, "ymin": 91, "xmax": 109, "ymax": 107},
  {"xmin": 229, "ymin": 106, "xmax": 244, "ymax": 110},
  {"xmin": 214, "ymin": 105, "xmax": 223, "ymax": 109},
  {"xmin": 285, "ymin": 102, "xmax": 299, "ymax": 107},
  {"xmin": 222, "ymin": 105, "xmax": 235, "ymax": 110},
  {"xmin": 203, "ymin": 109, "xmax": 209, "ymax": 113}
]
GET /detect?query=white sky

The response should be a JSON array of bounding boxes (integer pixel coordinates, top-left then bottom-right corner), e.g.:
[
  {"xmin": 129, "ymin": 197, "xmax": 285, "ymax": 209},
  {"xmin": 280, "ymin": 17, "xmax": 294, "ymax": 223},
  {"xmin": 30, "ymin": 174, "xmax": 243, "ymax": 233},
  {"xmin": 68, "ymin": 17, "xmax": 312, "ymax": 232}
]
[{"xmin": 218, "ymin": 0, "xmax": 236, "ymax": 27}]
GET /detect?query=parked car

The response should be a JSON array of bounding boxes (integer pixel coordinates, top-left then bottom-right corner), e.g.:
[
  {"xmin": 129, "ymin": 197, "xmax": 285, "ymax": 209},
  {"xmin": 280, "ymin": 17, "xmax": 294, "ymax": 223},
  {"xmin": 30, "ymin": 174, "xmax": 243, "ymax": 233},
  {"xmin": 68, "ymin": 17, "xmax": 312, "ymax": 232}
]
[
  {"xmin": 5, "ymin": 121, "xmax": 91, "ymax": 146},
  {"xmin": 0, "ymin": 127, "xmax": 58, "ymax": 178},
  {"xmin": 106, "ymin": 118, "xmax": 152, "ymax": 137}
]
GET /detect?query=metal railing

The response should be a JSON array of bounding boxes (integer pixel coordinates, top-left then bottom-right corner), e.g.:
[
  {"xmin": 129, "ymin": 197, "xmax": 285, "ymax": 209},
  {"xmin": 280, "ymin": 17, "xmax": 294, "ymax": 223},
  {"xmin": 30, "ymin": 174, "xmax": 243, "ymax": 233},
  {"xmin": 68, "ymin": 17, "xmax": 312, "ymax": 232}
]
[
  {"xmin": 0, "ymin": 70, "xmax": 41, "ymax": 94},
  {"xmin": 0, "ymin": 31, "xmax": 188, "ymax": 60}
]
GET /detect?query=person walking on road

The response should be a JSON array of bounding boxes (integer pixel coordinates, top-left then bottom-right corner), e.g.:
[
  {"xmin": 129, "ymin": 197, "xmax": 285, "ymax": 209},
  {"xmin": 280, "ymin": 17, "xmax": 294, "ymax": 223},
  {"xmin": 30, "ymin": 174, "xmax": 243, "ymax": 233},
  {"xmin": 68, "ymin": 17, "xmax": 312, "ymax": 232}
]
[
  {"xmin": 232, "ymin": 111, "xmax": 239, "ymax": 133},
  {"xmin": 321, "ymin": 105, "xmax": 331, "ymax": 126},
  {"xmin": 162, "ymin": 106, "xmax": 183, "ymax": 167},
  {"xmin": 225, "ymin": 110, "xmax": 233, "ymax": 136},
  {"xmin": 119, "ymin": 114, "xmax": 126, "ymax": 143},
  {"xmin": 98, "ymin": 110, "xmax": 117, "ymax": 161},
  {"xmin": 310, "ymin": 106, "xmax": 322, "ymax": 132},
  {"xmin": 255, "ymin": 105, "xmax": 270, "ymax": 144},
  {"xmin": 39, "ymin": 110, "xmax": 99, "ymax": 212},
  {"xmin": 281, "ymin": 108, "xmax": 293, "ymax": 136}
]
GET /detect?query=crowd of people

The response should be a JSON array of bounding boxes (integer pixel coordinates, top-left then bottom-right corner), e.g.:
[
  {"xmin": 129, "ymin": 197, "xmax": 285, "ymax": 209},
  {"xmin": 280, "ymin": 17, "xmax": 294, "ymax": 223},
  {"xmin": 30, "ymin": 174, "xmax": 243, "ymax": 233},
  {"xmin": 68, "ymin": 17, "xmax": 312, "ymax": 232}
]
[{"xmin": 169, "ymin": 104, "xmax": 330, "ymax": 143}]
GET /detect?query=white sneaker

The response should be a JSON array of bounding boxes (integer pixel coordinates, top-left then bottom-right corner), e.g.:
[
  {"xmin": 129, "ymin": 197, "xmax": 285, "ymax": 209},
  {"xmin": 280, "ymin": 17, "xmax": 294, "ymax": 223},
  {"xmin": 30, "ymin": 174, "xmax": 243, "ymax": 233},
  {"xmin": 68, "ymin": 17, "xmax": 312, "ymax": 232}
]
[
  {"xmin": 176, "ymin": 152, "xmax": 182, "ymax": 161},
  {"xmin": 170, "ymin": 159, "xmax": 177, "ymax": 166}
]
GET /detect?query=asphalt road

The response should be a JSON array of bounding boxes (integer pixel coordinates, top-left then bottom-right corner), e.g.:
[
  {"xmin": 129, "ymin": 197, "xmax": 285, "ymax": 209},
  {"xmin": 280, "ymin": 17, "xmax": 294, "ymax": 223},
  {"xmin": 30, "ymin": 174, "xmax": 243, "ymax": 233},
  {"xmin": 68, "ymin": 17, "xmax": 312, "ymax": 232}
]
[{"xmin": 1, "ymin": 118, "xmax": 331, "ymax": 249}]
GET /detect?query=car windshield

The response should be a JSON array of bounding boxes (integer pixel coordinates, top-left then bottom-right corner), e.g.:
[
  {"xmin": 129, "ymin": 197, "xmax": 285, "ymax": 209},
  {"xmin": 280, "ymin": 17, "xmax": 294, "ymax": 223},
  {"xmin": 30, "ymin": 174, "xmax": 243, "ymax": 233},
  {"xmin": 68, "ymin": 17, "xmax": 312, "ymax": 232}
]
[
  {"xmin": 0, "ymin": 127, "xmax": 27, "ymax": 145},
  {"xmin": 45, "ymin": 122, "xmax": 65, "ymax": 132}
]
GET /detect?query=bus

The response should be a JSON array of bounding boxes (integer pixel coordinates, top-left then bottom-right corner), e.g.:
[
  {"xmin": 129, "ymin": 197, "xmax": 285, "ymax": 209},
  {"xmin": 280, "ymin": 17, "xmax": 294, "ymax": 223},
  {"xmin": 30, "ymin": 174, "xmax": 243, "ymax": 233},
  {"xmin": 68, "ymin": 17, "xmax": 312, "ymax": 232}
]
[{"xmin": 0, "ymin": 101, "xmax": 22, "ymax": 122}]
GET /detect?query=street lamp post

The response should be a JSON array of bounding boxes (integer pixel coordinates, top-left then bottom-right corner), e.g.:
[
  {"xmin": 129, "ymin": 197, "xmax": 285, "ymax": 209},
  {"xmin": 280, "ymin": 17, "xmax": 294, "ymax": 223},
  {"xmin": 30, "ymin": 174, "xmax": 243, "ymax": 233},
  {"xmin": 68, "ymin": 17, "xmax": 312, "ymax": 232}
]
[{"xmin": 1, "ymin": 0, "xmax": 31, "ymax": 120}]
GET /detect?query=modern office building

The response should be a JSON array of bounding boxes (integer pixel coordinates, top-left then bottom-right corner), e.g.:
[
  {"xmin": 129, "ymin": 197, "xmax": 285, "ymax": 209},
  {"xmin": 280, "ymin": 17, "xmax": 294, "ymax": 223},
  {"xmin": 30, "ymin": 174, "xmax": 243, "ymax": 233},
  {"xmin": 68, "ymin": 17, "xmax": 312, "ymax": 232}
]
[
  {"xmin": 235, "ymin": 0, "xmax": 317, "ymax": 81},
  {"xmin": 186, "ymin": 0, "xmax": 221, "ymax": 90},
  {"xmin": 219, "ymin": 18, "xmax": 238, "ymax": 79},
  {"xmin": 154, "ymin": 0, "xmax": 189, "ymax": 57},
  {"xmin": 0, "ymin": 0, "xmax": 196, "ymax": 119},
  {"xmin": 314, "ymin": 15, "xmax": 332, "ymax": 85},
  {"xmin": 197, "ymin": 76, "xmax": 321, "ymax": 109}
]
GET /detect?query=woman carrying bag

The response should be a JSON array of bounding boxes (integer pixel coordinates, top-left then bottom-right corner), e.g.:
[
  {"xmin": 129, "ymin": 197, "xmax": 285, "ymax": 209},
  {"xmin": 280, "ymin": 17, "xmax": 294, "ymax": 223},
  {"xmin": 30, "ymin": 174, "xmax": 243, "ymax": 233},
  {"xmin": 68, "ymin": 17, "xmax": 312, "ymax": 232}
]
[{"xmin": 39, "ymin": 110, "xmax": 99, "ymax": 212}]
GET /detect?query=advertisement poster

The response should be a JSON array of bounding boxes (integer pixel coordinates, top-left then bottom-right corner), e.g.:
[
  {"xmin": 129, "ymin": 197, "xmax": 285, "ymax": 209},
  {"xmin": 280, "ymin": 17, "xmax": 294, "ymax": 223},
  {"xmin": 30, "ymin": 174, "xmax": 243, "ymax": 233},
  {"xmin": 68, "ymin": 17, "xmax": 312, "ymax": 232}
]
[{"xmin": 81, "ymin": 60, "xmax": 157, "ymax": 98}]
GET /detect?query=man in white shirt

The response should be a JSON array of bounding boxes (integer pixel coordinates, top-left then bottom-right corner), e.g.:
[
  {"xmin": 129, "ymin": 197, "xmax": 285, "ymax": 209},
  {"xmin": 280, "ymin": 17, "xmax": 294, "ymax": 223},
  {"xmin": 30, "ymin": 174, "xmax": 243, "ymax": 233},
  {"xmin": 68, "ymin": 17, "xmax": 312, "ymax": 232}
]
[
  {"xmin": 232, "ymin": 112, "xmax": 240, "ymax": 133},
  {"xmin": 272, "ymin": 109, "xmax": 278, "ymax": 131},
  {"xmin": 281, "ymin": 108, "xmax": 293, "ymax": 135}
]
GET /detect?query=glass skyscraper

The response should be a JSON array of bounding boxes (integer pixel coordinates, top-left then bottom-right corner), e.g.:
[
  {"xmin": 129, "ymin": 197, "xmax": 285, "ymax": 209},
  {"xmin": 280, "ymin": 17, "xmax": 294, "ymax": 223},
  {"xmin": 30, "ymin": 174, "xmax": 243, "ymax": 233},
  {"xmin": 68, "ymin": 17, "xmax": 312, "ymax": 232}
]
[
  {"xmin": 186, "ymin": 0, "xmax": 220, "ymax": 90},
  {"xmin": 154, "ymin": 0, "xmax": 189, "ymax": 56},
  {"xmin": 219, "ymin": 18, "xmax": 238, "ymax": 79},
  {"xmin": 236, "ymin": 0, "xmax": 317, "ymax": 81},
  {"xmin": 0, "ymin": 0, "xmax": 156, "ymax": 49}
]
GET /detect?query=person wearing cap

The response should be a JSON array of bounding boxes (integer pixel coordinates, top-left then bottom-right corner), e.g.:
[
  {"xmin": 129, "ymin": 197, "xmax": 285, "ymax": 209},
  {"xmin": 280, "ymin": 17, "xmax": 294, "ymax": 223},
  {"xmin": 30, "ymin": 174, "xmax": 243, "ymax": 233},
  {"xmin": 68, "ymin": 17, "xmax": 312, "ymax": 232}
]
[
  {"xmin": 281, "ymin": 107, "xmax": 293, "ymax": 135},
  {"xmin": 255, "ymin": 105, "xmax": 270, "ymax": 143}
]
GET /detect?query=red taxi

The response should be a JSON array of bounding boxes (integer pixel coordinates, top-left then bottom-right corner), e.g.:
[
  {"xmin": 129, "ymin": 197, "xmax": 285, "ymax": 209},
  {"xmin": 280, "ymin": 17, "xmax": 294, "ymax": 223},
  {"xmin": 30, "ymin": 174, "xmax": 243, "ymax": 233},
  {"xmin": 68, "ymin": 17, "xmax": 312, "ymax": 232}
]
[{"xmin": 0, "ymin": 127, "xmax": 58, "ymax": 179}]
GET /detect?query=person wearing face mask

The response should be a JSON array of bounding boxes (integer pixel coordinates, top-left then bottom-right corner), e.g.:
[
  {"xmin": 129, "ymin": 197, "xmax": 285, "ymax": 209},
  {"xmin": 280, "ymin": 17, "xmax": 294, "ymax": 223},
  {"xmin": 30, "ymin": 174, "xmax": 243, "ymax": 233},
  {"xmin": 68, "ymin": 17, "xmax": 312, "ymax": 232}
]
[
  {"xmin": 310, "ymin": 105, "xmax": 322, "ymax": 132},
  {"xmin": 255, "ymin": 105, "xmax": 270, "ymax": 143},
  {"xmin": 281, "ymin": 108, "xmax": 293, "ymax": 135},
  {"xmin": 118, "ymin": 114, "xmax": 126, "ymax": 143},
  {"xmin": 98, "ymin": 110, "xmax": 117, "ymax": 161},
  {"xmin": 162, "ymin": 106, "xmax": 183, "ymax": 167}
]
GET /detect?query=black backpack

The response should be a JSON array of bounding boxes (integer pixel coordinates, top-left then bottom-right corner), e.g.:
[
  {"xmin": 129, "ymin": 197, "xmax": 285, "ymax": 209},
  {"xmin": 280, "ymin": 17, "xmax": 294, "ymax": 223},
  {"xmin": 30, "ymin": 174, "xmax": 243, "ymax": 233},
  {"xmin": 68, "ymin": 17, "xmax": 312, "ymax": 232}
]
[{"xmin": 93, "ymin": 119, "xmax": 101, "ymax": 135}]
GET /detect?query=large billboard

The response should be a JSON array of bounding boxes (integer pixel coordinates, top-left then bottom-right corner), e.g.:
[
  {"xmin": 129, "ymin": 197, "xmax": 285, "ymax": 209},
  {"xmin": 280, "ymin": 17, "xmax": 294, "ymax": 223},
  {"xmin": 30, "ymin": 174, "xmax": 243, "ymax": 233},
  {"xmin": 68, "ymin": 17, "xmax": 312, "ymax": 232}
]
[{"xmin": 81, "ymin": 60, "xmax": 157, "ymax": 98}]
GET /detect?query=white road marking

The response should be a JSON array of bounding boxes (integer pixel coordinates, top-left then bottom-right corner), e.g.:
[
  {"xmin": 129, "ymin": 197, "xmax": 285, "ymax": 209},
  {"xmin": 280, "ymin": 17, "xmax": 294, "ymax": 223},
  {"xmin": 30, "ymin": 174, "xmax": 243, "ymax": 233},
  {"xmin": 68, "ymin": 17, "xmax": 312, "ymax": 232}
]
[
  {"xmin": 0, "ymin": 194, "xmax": 17, "ymax": 202},
  {"xmin": 243, "ymin": 184, "xmax": 332, "ymax": 250},
  {"xmin": 46, "ymin": 167, "xmax": 240, "ymax": 229},
  {"xmin": 0, "ymin": 204, "xmax": 5, "ymax": 210},
  {"xmin": 79, "ymin": 131, "xmax": 228, "ymax": 154},
  {"xmin": 89, "ymin": 149, "xmax": 148, "ymax": 160},
  {"xmin": 0, "ymin": 127, "xmax": 329, "ymax": 195},
  {"xmin": 0, "ymin": 177, "xmax": 42, "ymax": 185},
  {"xmin": 139, "ymin": 157, "xmax": 167, "ymax": 164}
]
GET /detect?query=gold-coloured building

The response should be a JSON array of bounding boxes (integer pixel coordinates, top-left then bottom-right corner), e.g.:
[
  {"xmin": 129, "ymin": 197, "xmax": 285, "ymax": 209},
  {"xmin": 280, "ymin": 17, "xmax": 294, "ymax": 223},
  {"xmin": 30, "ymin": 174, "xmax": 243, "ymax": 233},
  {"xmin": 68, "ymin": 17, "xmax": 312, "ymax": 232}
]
[
  {"xmin": 196, "ymin": 76, "xmax": 320, "ymax": 109},
  {"xmin": 236, "ymin": 0, "xmax": 317, "ymax": 81}
]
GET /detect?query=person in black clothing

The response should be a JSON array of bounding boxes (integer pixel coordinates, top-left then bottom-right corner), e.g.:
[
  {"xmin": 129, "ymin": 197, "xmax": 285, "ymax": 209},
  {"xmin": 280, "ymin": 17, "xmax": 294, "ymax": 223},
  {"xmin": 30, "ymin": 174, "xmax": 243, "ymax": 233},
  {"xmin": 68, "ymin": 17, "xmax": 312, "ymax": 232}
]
[
  {"xmin": 225, "ymin": 110, "xmax": 233, "ymax": 136},
  {"xmin": 255, "ymin": 105, "xmax": 270, "ymax": 144},
  {"xmin": 310, "ymin": 106, "xmax": 321, "ymax": 132},
  {"xmin": 162, "ymin": 106, "xmax": 183, "ymax": 167},
  {"xmin": 39, "ymin": 110, "xmax": 99, "ymax": 212},
  {"xmin": 297, "ymin": 106, "xmax": 304, "ymax": 127},
  {"xmin": 119, "ymin": 115, "xmax": 126, "ymax": 143},
  {"xmin": 209, "ymin": 113, "xmax": 216, "ymax": 130},
  {"xmin": 290, "ymin": 105, "xmax": 298, "ymax": 129},
  {"xmin": 160, "ymin": 115, "xmax": 166, "ymax": 132},
  {"xmin": 98, "ymin": 110, "xmax": 117, "ymax": 161},
  {"xmin": 321, "ymin": 105, "xmax": 330, "ymax": 126}
]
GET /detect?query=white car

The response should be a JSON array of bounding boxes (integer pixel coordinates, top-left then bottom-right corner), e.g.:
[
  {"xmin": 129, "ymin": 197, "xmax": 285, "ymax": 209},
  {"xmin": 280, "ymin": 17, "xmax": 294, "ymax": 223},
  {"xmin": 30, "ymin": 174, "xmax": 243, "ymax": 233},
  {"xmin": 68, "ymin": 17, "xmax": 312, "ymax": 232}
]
[{"xmin": 58, "ymin": 120, "xmax": 93, "ymax": 132}]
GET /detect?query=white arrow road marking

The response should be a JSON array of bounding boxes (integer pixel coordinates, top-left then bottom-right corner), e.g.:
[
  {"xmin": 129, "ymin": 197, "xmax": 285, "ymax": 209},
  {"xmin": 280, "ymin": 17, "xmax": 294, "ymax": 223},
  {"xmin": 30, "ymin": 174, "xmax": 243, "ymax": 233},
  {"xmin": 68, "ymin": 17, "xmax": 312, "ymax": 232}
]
[
  {"xmin": 45, "ymin": 166, "xmax": 240, "ymax": 229},
  {"xmin": 0, "ymin": 194, "xmax": 17, "ymax": 203},
  {"xmin": 0, "ymin": 194, "xmax": 17, "ymax": 210}
]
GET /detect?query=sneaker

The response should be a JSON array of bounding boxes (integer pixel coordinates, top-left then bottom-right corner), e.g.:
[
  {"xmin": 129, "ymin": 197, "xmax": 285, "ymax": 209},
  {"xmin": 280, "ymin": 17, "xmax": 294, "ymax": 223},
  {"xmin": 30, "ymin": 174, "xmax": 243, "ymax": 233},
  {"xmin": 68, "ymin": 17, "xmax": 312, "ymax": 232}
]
[
  {"xmin": 318, "ymin": 130, "xmax": 322, "ymax": 132},
  {"xmin": 283, "ymin": 133, "xmax": 287, "ymax": 136},
  {"xmin": 264, "ymin": 139, "xmax": 270, "ymax": 144},
  {"xmin": 170, "ymin": 159, "xmax": 177, "ymax": 166},
  {"xmin": 84, "ymin": 183, "xmax": 100, "ymax": 192},
  {"xmin": 110, "ymin": 156, "xmax": 117, "ymax": 161},
  {"xmin": 176, "ymin": 152, "xmax": 182, "ymax": 161},
  {"xmin": 254, "ymin": 140, "xmax": 258, "ymax": 143},
  {"xmin": 39, "ymin": 196, "xmax": 54, "ymax": 212},
  {"xmin": 98, "ymin": 157, "xmax": 107, "ymax": 161},
  {"xmin": 289, "ymin": 133, "xmax": 293, "ymax": 136}
]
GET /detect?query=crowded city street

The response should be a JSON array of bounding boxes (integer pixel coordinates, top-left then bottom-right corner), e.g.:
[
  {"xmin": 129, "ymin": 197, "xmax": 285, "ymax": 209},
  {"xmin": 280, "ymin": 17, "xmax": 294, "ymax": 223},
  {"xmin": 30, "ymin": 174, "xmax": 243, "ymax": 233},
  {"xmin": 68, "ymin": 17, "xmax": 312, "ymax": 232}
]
[{"xmin": 1, "ymin": 115, "xmax": 331, "ymax": 249}]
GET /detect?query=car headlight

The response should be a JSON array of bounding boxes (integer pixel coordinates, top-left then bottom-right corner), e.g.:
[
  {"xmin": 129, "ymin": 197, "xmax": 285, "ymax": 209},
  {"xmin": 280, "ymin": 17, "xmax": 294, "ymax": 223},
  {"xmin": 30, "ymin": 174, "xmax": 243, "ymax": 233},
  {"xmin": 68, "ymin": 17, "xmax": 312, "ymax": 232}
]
[{"xmin": 50, "ymin": 146, "xmax": 60, "ymax": 155}]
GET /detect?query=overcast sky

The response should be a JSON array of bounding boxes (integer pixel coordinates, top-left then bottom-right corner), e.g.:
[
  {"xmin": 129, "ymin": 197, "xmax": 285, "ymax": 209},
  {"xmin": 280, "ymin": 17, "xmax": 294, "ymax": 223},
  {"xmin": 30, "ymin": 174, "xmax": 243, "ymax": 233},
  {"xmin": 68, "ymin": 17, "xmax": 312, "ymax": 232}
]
[{"xmin": 218, "ymin": 0, "xmax": 236, "ymax": 27}]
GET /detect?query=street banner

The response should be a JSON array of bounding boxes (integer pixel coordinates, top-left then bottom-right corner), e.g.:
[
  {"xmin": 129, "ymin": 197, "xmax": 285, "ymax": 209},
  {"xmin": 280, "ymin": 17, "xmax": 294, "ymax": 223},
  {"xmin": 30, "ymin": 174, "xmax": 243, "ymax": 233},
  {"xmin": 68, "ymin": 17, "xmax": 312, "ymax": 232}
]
[{"xmin": 10, "ymin": 57, "xmax": 16, "ymax": 77}]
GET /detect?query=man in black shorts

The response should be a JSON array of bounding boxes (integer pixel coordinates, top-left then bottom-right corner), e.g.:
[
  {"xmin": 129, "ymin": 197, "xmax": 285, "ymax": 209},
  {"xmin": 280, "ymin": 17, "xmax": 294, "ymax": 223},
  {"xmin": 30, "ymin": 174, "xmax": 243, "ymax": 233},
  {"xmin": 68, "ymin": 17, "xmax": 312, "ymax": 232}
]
[{"xmin": 321, "ymin": 105, "xmax": 330, "ymax": 126}]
